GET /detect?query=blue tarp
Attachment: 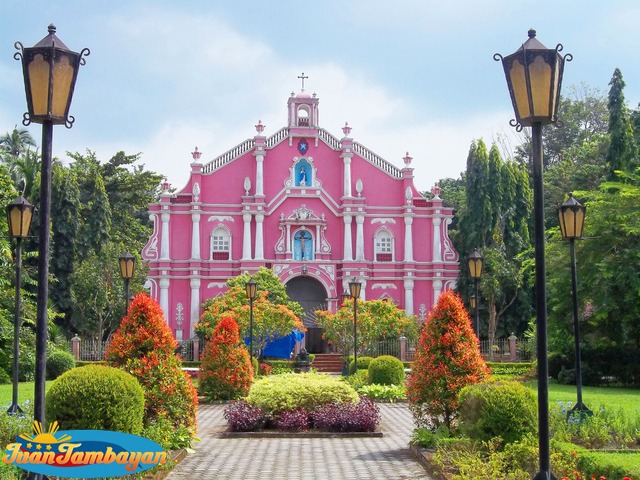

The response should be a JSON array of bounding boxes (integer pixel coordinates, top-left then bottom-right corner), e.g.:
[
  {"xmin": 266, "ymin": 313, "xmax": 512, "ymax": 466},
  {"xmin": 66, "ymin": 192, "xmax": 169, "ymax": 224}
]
[{"xmin": 245, "ymin": 331, "xmax": 304, "ymax": 359}]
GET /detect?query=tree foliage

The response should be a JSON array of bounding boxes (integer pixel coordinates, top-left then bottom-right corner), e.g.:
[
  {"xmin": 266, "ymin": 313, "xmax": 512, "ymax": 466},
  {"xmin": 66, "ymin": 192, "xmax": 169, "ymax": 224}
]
[
  {"xmin": 314, "ymin": 298, "xmax": 418, "ymax": 358},
  {"xmin": 196, "ymin": 268, "xmax": 304, "ymax": 356},
  {"xmin": 407, "ymin": 291, "xmax": 489, "ymax": 430}
]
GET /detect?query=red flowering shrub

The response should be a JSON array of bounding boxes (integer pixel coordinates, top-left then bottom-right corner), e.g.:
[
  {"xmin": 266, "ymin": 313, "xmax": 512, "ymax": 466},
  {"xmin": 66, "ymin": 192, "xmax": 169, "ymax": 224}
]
[
  {"xmin": 106, "ymin": 293, "xmax": 198, "ymax": 431},
  {"xmin": 199, "ymin": 316, "xmax": 254, "ymax": 400},
  {"xmin": 259, "ymin": 362, "xmax": 273, "ymax": 376},
  {"xmin": 407, "ymin": 290, "xmax": 489, "ymax": 430}
]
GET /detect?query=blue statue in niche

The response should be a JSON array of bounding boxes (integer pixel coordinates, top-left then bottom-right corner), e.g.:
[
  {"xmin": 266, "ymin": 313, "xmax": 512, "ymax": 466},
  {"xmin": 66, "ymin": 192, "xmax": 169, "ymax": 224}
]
[
  {"xmin": 296, "ymin": 161, "xmax": 311, "ymax": 186},
  {"xmin": 294, "ymin": 230, "xmax": 313, "ymax": 260}
]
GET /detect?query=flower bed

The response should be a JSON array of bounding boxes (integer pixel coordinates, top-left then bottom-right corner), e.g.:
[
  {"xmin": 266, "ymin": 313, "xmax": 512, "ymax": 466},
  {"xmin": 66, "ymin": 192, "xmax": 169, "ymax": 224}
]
[{"xmin": 223, "ymin": 397, "xmax": 380, "ymax": 434}]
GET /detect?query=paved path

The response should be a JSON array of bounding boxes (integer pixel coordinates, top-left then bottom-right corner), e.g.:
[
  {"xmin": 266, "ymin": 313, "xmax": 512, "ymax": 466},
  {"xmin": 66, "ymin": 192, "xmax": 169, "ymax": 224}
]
[{"xmin": 166, "ymin": 402, "xmax": 433, "ymax": 480}]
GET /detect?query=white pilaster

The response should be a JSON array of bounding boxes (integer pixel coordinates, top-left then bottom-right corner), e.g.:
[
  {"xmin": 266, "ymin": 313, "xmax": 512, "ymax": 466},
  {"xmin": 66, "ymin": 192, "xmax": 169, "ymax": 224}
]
[
  {"xmin": 433, "ymin": 279, "xmax": 443, "ymax": 307},
  {"xmin": 242, "ymin": 213, "xmax": 252, "ymax": 260},
  {"xmin": 343, "ymin": 156, "xmax": 352, "ymax": 197},
  {"xmin": 286, "ymin": 224, "xmax": 292, "ymax": 254},
  {"xmin": 191, "ymin": 210, "xmax": 201, "ymax": 260},
  {"xmin": 254, "ymin": 213, "xmax": 264, "ymax": 260},
  {"xmin": 190, "ymin": 277, "xmax": 201, "ymax": 338},
  {"xmin": 159, "ymin": 276, "xmax": 170, "ymax": 322},
  {"xmin": 343, "ymin": 215, "xmax": 353, "ymax": 261},
  {"xmin": 160, "ymin": 212, "xmax": 170, "ymax": 260},
  {"xmin": 255, "ymin": 154, "xmax": 264, "ymax": 196},
  {"xmin": 404, "ymin": 215, "xmax": 414, "ymax": 262},
  {"xmin": 404, "ymin": 278, "xmax": 414, "ymax": 315},
  {"xmin": 355, "ymin": 215, "xmax": 365, "ymax": 260},
  {"xmin": 432, "ymin": 216, "xmax": 442, "ymax": 262}
]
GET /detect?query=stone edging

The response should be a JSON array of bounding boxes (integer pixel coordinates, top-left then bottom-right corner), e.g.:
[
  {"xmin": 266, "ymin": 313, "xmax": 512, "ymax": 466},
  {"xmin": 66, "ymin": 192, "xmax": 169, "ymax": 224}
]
[
  {"xmin": 409, "ymin": 445, "xmax": 447, "ymax": 480},
  {"xmin": 143, "ymin": 449, "xmax": 188, "ymax": 480}
]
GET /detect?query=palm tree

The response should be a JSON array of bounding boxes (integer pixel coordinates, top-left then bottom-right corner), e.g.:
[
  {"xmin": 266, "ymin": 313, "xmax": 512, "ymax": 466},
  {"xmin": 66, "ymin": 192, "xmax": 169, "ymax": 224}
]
[
  {"xmin": 8, "ymin": 148, "xmax": 41, "ymax": 198},
  {"xmin": 0, "ymin": 127, "xmax": 36, "ymax": 159}
]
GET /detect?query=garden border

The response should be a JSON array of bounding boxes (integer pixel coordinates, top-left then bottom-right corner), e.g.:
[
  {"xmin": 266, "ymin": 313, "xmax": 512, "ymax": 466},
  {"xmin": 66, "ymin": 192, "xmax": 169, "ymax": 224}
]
[{"xmin": 218, "ymin": 431, "xmax": 383, "ymax": 438}]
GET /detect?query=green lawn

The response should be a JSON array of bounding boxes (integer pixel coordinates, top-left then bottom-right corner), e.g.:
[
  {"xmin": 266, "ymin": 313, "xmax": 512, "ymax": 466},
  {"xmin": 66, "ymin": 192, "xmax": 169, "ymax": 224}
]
[
  {"xmin": 523, "ymin": 380, "xmax": 640, "ymax": 415},
  {"xmin": 0, "ymin": 381, "xmax": 53, "ymax": 407}
]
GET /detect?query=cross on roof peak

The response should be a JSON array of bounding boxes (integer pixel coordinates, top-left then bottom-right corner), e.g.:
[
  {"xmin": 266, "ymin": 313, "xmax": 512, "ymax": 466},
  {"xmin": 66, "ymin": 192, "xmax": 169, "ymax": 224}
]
[{"xmin": 298, "ymin": 72, "xmax": 308, "ymax": 91}]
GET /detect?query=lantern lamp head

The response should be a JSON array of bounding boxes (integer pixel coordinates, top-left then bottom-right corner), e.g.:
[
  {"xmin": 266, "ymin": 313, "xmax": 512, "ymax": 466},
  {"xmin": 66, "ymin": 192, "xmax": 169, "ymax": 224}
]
[
  {"xmin": 14, "ymin": 24, "xmax": 90, "ymax": 127},
  {"xmin": 6, "ymin": 196, "xmax": 34, "ymax": 240}
]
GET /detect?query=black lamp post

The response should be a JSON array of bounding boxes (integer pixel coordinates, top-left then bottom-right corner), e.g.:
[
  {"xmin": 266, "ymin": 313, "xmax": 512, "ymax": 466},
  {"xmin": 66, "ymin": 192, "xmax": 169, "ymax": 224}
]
[
  {"xmin": 6, "ymin": 196, "xmax": 34, "ymax": 415},
  {"xmin": 558, "ymin": 193, "xmax": 591, "ymax": 419},
  {"xmin": 119, "ymin": 252, "xmax": 135, "ymax": 313},
  {"xmin": 349, "ymin": 279, "xmax": 362, "ymax": 373},
  {"xmin": 496, "ymin": 29, "xmax": 570, "ymax": 480},
  {"xmin": 15, "ymin": 25, "xmax": 89, "ymax": 431},
  {"xmin": 467, "ymin": 249, "xmax": 483, "ymax": 337},
  {"xmin": 245, "ymin": 278, "xmax": 258, "ymax": 360}
]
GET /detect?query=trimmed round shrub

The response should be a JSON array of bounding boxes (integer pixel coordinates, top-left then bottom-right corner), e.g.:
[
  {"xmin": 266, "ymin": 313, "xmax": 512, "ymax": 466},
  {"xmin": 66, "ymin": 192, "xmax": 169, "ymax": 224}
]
[
  {"xmin": 46, "ymin": 365, "xmax": 144, "ymax": 434},
  {"xmin": 246, "ymin": 372, "xmax": 359, "ymax": 414},
  {"xmin": 458, "ymin": 378, "xmax": 537, "ymax": 444},
  {"xmin": 348, "ymin": 356, "xmax": 374, "ymax": 374},
  {"xmin": 368, "ymin": 355, "xmax": 405, "ymax": 385},
  {"xmin": 46, "ymin": 349, "xmax": 76, "ymax": 380}
]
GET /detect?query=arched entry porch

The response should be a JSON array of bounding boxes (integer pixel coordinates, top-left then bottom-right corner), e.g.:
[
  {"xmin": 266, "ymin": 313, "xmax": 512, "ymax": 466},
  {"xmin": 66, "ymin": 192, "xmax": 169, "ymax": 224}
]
[{"xmin": 285, "ymin": 276, "xmax": 328, "ymax": 354}]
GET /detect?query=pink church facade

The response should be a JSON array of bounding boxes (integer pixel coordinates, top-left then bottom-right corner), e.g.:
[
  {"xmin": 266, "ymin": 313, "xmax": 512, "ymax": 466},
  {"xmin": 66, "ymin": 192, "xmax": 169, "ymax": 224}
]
[{"xmin": 142, "ymin": 87, "xmax": 459, "ymax": 352}]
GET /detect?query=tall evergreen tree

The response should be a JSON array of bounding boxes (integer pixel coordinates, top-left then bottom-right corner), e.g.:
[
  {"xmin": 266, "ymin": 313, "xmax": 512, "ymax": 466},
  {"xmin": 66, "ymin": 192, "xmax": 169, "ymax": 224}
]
[
  {"xmin": 50, "ymin": 165, "xmax": 81, "ymax": 329},
  {"xmin": 606, "ymin": 68, "xmax": 636, "ymax": 177}
]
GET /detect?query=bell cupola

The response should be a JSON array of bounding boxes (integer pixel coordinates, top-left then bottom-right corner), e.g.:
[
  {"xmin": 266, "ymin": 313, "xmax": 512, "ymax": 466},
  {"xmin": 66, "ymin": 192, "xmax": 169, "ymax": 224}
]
[{"xmin": 288, "ymin": 72, "xmax": 320, "ymax": 129}]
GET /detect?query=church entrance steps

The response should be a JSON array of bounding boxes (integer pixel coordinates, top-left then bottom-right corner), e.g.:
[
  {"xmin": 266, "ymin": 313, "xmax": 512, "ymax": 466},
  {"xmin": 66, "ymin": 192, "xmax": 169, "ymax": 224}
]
[{"xmin": 312, "ymin": 353, "xmax": 345, "ymax": 373}]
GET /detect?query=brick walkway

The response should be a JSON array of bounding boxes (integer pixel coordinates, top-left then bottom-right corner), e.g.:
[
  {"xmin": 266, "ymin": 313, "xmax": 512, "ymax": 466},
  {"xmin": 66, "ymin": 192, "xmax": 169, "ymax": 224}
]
[{"xmin": 166, "ymin": 402, "xmax": 433, "ymax": 480}]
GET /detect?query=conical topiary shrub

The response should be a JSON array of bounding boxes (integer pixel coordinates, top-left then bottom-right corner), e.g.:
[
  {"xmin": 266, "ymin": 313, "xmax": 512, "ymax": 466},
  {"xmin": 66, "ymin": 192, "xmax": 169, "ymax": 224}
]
[
  {"xmin": 199, "ymin": 316, "xmax": 253, "ymax": 401},
  {"xmin": 407, "ymin": 290, "xmax": 490, "ymax": 430},
  {"xmin": 106, "ymin": 293, "xmax": 198, "ymax": 430}
]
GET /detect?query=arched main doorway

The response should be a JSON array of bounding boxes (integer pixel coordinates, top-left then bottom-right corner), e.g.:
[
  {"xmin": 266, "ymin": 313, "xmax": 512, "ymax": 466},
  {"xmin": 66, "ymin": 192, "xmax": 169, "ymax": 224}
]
[{"xmin": 286, "ymin": 276, "xmax": 328, "ymax": 354}]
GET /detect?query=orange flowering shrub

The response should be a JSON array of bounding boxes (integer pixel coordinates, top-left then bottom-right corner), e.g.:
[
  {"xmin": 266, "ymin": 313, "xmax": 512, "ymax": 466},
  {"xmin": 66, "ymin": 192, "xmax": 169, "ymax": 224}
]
[
  {"xmin": 199, "ymin": 316, "xmax": 254, "ymax": 401},
  {"xmin": 407, "ymin": 290, "xmax": 489, "ymax": 430},
  {"xmin": 106, "ymin": 293, "xmax": 198, "ymax": 430}
]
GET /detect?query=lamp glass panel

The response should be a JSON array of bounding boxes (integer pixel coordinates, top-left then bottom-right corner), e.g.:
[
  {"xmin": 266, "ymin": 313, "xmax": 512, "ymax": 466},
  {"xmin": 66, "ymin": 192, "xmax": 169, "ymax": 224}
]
[
  {"xmin": 51, "ymin": 54, "xmax": 74, "ymax": 117},
  {"xmin": 28, "ymin": 54, "xmax": 50, "ymax": 116},
  {"xmin": 528, "ymin": 55, "xmax": 552, "ymax": 118},
  {"xmin": 574, "ymin": 208, "xmax": 585, "ymax": 237},
  {"xmin": 124, "ymin": 259, "xmax": 135, "ymax": 278},
  {"xmin": 349, "ymin": 282, "xmax": 361, "ymax": 299},
  {"xmin": 468, "ymin": 259, "xmax": 482, "ymax": 279},
  {"xmin": 508, "ymin": 59, "xmax": 530, "ymax": 119},
  {"xmin": 8, "ymin": 206, "xmax": 32, "ymax": 238}
]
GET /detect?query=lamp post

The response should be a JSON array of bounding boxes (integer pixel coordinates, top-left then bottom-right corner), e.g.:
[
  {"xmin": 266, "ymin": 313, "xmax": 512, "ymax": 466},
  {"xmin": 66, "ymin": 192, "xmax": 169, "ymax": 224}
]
[
  {"xmin": 15, "ymin": 25, "xmax": 89, "ymax": 431},
  {"xmin": 558, "ymin": 193, "xmax": 591, "ymax": 419},
  {"xmin": 467, "ymin": 249, "xmax": 483, "ymax": 337},
  {"xmin": 496, "ymin": 29, "xmax": 570, "ymax": 480},
  {"xmin": 245, "ymin": 278, "xmax": 258, "ymax": 360},
  {"xmin": 6, "ymin": 196, "xmax": 34, "ymax": 415},
  {"xmin": 349, "ymin": 279, "xmax": 362, "ymax": 373},
  {"xmin": 118, "ymin": 252, "xmax": 135, "ymax": 313}
]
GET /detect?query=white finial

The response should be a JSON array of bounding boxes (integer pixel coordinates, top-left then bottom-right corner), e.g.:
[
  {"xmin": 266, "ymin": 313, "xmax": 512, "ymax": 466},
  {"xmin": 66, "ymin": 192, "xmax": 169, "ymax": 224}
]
[
  {"xmin": 191, "ymin": 147, "xmax": 202, "ymax": 161},
  {"xmin": 342, "ymin": 122, "xmax": 352, "ymax": 137},
  {"xmin": 244, "ymin": 177, "xmax": 251, "ymax": 195},
  {"xmin": 255, "ymin": 120, "xmax": 265, "ymax": 134},
  {"xmin": 403, "ymin": 152, "xmax": 413, "ymax": 166},
  {"xmin": 431, "ymin": 183, "xmax": 441, "ymax": 199}
]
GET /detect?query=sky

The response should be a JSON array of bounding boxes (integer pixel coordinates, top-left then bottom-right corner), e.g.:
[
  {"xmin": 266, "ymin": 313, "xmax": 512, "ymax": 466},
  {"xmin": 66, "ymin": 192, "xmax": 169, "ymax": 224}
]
[{"xmin": 2, "ymin": 1, "xmax": 640, "ymax": 194}]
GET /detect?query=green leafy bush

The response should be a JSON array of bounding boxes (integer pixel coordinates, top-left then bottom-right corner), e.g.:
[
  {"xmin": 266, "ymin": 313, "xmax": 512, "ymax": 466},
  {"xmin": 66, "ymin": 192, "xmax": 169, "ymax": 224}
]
[
  {"xmin": 246, "ymin": 372, "xmax": 359, "ymax": 414},
  {"xmin": 368, "ymin": 355, "xmax": 405, "ymax": 385},
  {"xmin": 486, "ymin": 361, "xmax": 533, "ymax": 378},
  {"xmin": 348, "ymin": 356, "xmax": 374, "ymax": 374},
  {"xmin": 0, "ymin": 367, "xmax": 10, "ymax": 384},
  {"xmin": 344, "ymin": 369, "xmax": 369, "ymax": 389},
  {"xmin": 358, "ymin": 383, "xmax": 406, "ymax": 402},
  {"xmin": 46, "ymin": 348, "xmax": 76, "ymax": 380},
  {"xmin": 45, "ymin": 365, "xmax": 144, "ymax": 434},
  {"xmin": 265, "ymin": 359, "xmax": 294, "ymax": 374},
  {"xmin": 458, "ymin": 379, "xmax": 537, "ymax": 445}
]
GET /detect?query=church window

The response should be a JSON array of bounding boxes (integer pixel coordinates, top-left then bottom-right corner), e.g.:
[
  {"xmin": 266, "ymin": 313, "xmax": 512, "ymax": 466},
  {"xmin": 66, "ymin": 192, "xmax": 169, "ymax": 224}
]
[
  {"xmin": 375, "ymin": 229, "xmax": 394, "ymax": 262},
  {"xmin": 293, "ymin": 229, "xmax": 313, "ymax": 261},
  {"xmin": 211, "ymin": 226, "xmax": 231, "ymax": 260}
]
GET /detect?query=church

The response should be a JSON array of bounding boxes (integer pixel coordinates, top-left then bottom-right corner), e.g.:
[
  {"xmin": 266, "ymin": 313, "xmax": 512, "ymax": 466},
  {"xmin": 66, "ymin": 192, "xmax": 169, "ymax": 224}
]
[{"xmin": 141, "ymin": 79, "xmax": 459, "ymax": 353}]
